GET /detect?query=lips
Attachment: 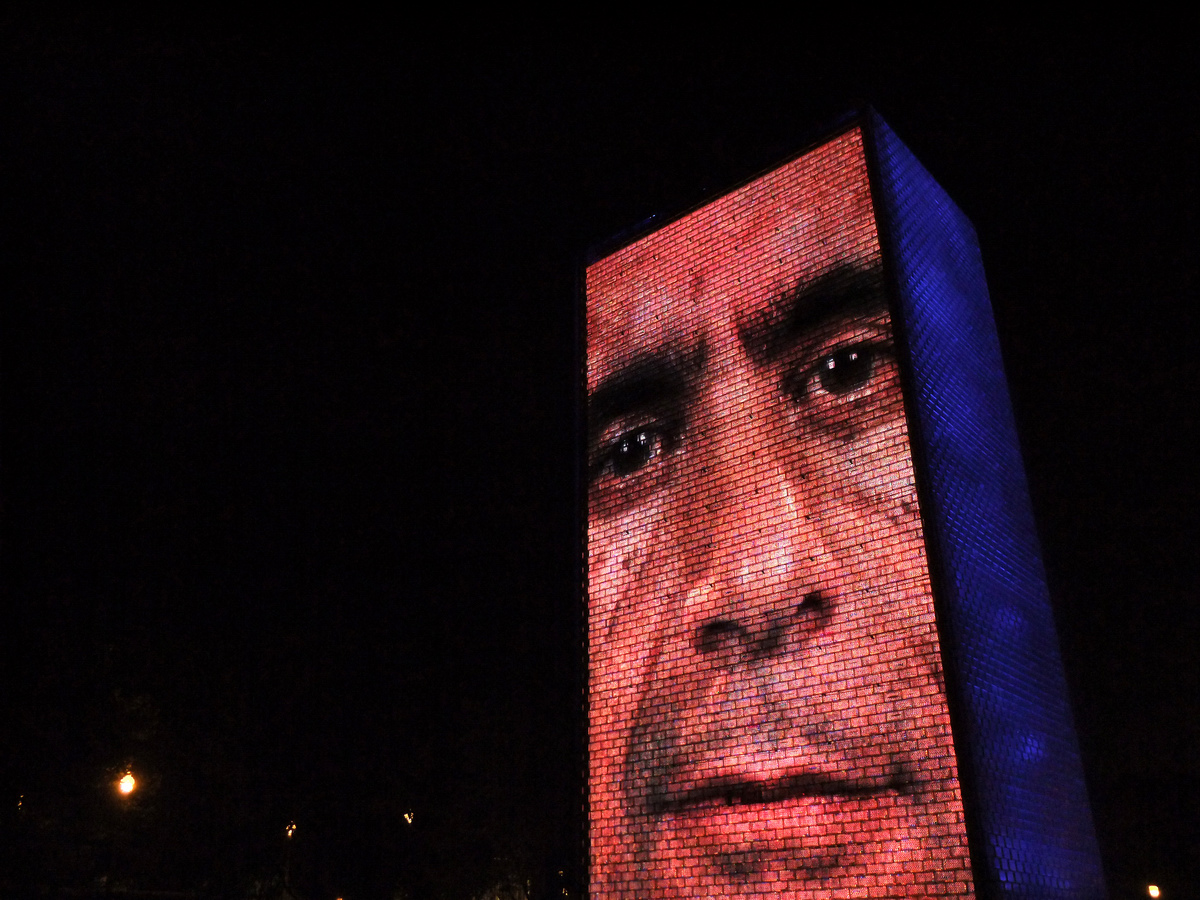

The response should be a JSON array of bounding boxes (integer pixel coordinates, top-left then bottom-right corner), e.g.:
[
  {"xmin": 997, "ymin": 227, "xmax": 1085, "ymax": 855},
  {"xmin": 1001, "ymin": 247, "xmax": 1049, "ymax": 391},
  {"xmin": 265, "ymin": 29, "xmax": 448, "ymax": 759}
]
[
  {"xmin": 649, "ymin": 766, "xmax": 912, "ymax": 817},
  {"xmin": 642, "ymin": 766, "xmax": 919, "ymax": 890}
]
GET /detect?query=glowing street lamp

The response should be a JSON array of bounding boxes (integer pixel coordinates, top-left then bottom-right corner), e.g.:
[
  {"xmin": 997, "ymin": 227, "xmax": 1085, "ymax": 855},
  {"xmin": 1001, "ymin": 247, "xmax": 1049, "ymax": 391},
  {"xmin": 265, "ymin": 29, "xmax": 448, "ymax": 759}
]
[
  {"xmin": 1148, "ymin": 886, "xmax": 1161, "ymax": 899},
  {"xmin": 117, "ymin": 772, "xmax": 136, "ymax": 796}
]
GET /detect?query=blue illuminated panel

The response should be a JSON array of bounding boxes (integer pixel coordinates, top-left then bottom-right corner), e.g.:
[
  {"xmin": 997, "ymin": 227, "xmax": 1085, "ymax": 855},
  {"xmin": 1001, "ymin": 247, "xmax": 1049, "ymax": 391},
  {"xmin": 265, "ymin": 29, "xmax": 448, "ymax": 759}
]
[{"xmin": 866, "ymin": 111, "xmax": 1107, "ymax": 898}]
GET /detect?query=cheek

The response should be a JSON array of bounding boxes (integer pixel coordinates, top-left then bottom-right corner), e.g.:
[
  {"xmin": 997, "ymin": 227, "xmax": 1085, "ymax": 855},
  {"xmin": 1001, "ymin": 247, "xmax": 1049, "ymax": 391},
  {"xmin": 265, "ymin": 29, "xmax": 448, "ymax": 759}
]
[
  {"xmin": 801, "ymin": 420, "xmax": 927, "ymax": 585},
  {"xmin": 802, "ymin": 422, "xmax": 943, "ymax": 678},
  {"xmin": 816, "ymin": 418, "xmax": 921, "ymax": 522},
  {"xmin": 588, "ymin": 502, "xmax": 678, "ymax": 757},
  {"xmin": 588, "ymin": 506, "xmax": 656, "ymax": 644}
]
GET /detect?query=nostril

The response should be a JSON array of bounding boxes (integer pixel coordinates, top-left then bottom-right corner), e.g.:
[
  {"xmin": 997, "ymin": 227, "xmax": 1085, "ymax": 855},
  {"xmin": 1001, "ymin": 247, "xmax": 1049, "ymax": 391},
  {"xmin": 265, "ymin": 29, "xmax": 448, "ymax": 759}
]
[
  {"xmin": 696, "ymin": 593, "xmax": 829, "ymax": 661},
  {"xmin": 696, "ymin": 619, "xmax": 743, "ymax": 655},
  {"xmin": 796, "ymin": 590, "xmax": 824, "ymax": 617}
]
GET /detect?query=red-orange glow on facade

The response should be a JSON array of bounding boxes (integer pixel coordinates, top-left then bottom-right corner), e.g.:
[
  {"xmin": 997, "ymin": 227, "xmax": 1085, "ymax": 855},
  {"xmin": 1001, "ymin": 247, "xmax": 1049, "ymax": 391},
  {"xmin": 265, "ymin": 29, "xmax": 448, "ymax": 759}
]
[{"xmin": 586, "ymin": 129, "xmax": 975, "ymax": 898}]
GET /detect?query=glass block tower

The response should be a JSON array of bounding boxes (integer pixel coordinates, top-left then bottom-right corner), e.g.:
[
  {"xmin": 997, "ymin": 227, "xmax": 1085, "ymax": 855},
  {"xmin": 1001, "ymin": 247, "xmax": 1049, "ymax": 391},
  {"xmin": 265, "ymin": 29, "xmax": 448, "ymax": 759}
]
[{"xmin": 584, "ymin": 110, "xmax": 1106, "ymax": 899}]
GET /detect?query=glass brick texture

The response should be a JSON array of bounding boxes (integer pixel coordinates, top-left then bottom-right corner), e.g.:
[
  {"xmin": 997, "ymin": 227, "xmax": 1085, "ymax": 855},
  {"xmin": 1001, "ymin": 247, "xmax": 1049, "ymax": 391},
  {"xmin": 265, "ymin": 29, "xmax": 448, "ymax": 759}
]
[
  {"xmin": 586, "ymin": 128, "xmax": 975, "ymax": 899},
  {"xmin": 868, "ymin": 112, "xmax": 1106, "ymax": 899}
]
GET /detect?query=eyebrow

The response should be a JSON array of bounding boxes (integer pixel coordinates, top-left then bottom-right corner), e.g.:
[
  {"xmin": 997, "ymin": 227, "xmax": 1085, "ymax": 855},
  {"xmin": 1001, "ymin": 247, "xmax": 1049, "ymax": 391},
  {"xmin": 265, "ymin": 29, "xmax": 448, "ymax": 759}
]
[
  {"xmin": 737, "ymin": 264, "xmax": 887, "ymax": 364},
  {"xmin": 587, "ymin": 344, "xmax": 705, "ymax": 437},
  {"xmin": 586, "ymin": 264, "xmax": 884, "ymax": 436}
]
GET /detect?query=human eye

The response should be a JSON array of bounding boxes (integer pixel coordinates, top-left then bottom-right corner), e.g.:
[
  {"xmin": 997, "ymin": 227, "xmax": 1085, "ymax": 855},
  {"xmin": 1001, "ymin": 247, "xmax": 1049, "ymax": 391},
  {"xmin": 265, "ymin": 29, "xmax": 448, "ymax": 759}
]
[
  {"xmin": 792, "ymin": 342, "xmax": 887, "ymax": 399},
  {"xmin": 782, "ymin": 331, "xmax": 901, "ymax": 437},
  {"xmin": 587, "ymin": 413, "xmax": 684, "ymax": 518},
  {"xmin": 607, "ymin": 427, "xmax": 674, "ymax": 476},
  {"xmin": 590, "ymin": 420, "xmax": 679, "ymax": 483}
]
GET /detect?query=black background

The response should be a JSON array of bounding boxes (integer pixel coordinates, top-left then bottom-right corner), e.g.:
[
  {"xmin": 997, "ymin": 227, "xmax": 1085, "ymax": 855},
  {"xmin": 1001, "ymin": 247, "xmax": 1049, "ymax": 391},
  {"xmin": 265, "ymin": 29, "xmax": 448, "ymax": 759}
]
[{"xmin": 3, "ymin": 19, "xmax": 1196, "ymax": 900}]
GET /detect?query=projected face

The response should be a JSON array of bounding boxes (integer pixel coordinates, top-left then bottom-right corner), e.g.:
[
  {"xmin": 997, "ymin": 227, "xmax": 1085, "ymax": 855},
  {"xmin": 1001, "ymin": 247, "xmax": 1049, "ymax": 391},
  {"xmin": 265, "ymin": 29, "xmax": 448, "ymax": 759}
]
[{"xmin": 586, "ymin": 132, "xmax": 973, "ymax": 898}]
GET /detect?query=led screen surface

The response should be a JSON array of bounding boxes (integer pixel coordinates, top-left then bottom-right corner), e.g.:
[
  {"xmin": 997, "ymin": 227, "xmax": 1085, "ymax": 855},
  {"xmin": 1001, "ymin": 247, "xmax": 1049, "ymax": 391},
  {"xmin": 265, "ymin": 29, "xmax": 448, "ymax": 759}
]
[{"xmin": 586, "ymin": 128, "xmax": 976, "ymax": 898}]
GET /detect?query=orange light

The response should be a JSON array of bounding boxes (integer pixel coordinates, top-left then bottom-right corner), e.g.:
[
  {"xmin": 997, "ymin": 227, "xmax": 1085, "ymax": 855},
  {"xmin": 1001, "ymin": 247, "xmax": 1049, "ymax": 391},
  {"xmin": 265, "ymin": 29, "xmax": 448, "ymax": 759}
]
[
  {"xmin": 118, "ymin": 773, "xmax": 136, "ymax": 795},
  {"xmin": 1148, "ymin": 886, "xmax": 1160, "ymax": 899}
]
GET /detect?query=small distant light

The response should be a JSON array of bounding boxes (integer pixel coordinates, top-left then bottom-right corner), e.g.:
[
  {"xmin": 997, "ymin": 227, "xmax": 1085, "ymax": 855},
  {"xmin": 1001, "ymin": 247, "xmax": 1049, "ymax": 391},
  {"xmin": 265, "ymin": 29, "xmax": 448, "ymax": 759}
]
[
  {"xmin": 1148, "ymin": 886, "xmax": 1160, "ymax": 899},
  {"xmin": 286, "ymin": 821, "xmax": 297, "ymax": 839},
  {"xmin": 118, "ymin": 773, "xmax": 136, "ymax": 795},
  {"xmin": 403, "ymin": 811, "xmax": 414, "ymax": 824}
]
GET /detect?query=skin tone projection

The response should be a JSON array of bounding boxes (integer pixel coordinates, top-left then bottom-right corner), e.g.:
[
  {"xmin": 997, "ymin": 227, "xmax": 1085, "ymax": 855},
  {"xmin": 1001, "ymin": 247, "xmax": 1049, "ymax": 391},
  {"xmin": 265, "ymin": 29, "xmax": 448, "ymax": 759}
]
[{"xmin": 586, "ymin": 130, "xmax": 975, "ymax": 899}]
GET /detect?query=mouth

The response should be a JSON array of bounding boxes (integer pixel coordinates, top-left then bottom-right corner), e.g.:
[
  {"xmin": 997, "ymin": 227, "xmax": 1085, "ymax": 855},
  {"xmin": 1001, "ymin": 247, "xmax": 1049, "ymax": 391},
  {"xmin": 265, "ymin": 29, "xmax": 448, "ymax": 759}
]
[
  {"xmin": 649, "ymin": 768, "xmax": 913, "ymax": 817},
  {"xmin": 639, "ymin": 766, "xmax": 921, "ymax": 885}
]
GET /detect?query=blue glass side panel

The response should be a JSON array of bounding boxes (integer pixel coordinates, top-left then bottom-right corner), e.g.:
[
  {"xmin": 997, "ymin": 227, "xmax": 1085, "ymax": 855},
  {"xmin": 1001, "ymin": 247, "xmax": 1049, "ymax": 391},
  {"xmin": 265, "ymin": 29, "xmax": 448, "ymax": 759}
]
[{"xmin": 867, "ymin": 112, "xmax": 1107, "ymax": 899}]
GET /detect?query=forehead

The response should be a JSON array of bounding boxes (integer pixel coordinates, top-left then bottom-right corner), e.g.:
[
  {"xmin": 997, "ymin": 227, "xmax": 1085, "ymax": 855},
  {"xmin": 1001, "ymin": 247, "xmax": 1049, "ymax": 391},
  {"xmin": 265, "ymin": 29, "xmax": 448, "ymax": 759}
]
[{"xmin": 587, "ymin": 129, "xmax": 880, "ymax": 390}]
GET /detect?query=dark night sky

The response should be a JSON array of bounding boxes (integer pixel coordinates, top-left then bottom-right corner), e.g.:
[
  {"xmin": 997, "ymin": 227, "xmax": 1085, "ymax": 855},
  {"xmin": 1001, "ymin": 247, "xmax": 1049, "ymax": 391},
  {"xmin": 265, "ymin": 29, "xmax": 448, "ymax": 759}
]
[{"xmin": 3, "ymin": 21, "xmax": 1196, "ymax": 899}]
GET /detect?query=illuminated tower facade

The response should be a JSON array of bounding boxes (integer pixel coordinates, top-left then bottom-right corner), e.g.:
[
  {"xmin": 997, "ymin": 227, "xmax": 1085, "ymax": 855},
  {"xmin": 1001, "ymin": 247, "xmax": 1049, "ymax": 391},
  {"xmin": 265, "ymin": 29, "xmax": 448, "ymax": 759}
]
[{"xmin": 584, "ymin": 111, "xmax": 1105, "ymax": 899}]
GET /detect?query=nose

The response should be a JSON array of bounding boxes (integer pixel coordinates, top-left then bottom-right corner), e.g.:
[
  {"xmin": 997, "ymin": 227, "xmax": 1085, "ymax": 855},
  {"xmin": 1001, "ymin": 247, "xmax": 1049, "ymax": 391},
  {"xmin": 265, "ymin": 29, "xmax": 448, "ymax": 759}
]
[
  {"xmin": 694, "ymin": 589, "xmax": 827, "ymax": 664},
  {"xmin": 681, "ymin": 380, "xmax": 831, "ymax": 667}
]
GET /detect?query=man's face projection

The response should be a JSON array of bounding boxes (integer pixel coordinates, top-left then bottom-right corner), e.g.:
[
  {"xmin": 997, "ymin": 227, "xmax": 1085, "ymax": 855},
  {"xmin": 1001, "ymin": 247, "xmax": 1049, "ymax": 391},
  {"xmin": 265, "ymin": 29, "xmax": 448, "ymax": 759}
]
[{"xmin": 586, "ymin": 131, "xmax": 974, "ymax": 898}]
